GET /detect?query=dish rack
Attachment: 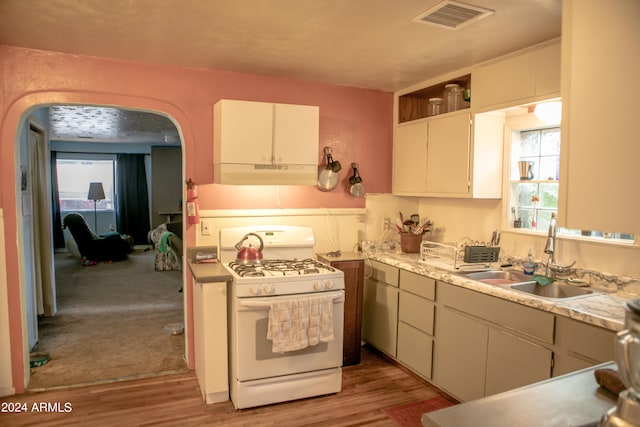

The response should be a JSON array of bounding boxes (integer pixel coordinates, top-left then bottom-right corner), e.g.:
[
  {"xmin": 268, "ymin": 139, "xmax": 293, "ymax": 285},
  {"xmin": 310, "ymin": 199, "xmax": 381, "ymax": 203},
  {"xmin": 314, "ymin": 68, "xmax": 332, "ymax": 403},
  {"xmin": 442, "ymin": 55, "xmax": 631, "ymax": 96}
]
[{"xmin": 420, "ymin": 240, "xmax": 500, "ymax": 270}]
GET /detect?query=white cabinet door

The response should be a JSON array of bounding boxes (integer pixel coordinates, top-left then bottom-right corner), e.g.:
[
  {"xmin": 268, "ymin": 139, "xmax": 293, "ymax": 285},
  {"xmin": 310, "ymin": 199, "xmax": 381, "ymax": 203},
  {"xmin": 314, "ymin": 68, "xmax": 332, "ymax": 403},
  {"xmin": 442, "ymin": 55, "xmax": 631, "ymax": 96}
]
[
  {"xmin": 558, "ymin": 0, "xmax": 640, "ymax": 234},
  {"xmin": 214, "ymin": 100, "xmax": 273, "ymax": 165},
  {"xmin": 435, "ymin": 307, "xmax": 488, "ymax": 402},
  {"xmin": 363, "ymin": 277, "xmax": 399, "ymax": 357},
  {"xmin": 473, "ymin": 42, "xmax": 560, "ymax": 109},
  {"xmin": 426, "ymin": 113, "xmax": 471, "ymax": 195},
  {"xmin": 273, "ymin": 103, "xmax": 319, "ymax": 165},
  {"xmin": 393, "ymin": 120, "xmax": 428, "ymax": 194},
  {"xmin": 485, "ymin": 329, "xmax": 552, "ymax": 396}
]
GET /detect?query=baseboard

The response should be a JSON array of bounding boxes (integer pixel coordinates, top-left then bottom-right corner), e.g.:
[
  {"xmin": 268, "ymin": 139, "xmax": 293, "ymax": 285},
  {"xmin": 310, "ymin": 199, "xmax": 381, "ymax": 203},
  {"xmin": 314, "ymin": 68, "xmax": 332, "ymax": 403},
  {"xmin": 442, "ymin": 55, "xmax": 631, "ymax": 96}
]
[{"xmin": 0, "ymin": 386, "xmax": 16, "ymax": 397}]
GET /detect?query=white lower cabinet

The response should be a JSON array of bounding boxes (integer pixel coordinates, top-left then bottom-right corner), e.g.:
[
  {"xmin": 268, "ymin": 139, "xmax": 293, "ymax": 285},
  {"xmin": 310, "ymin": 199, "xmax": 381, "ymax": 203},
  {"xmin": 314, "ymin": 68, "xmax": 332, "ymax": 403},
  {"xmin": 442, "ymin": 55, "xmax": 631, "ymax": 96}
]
[
  {"xmin": 396, "ymin": 271, "xmax": 436, "ymax": 379},
  {"xmin": 363, "ymin": 261, "xmax": 399, "ymax": 357},
  {"xmin": 485, "ymin": 328, "xmax": 552, "ymax": 396},
  {"xmin": 436, "ymin": 306, "xmax": 489, "ymax": 401},
  {"xmin": 553, "ymin": 316, "xmax": 615, "ymax": 376},
  {"xmin": 362, "ymin": 260, "xmax": 615, "ymax": 402},
  {"xmin": 435, "ymin": 281, "xmax": 553, "ymax": 401}
]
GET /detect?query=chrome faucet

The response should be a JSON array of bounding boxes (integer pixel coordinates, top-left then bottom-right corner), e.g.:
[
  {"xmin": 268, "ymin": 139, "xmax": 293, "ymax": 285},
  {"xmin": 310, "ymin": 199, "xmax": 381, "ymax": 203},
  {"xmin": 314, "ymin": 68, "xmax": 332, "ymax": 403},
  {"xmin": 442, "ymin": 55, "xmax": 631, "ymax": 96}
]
[{"xmin": 544, "ymin": 213, "xmax": 576, "ymax": 278}]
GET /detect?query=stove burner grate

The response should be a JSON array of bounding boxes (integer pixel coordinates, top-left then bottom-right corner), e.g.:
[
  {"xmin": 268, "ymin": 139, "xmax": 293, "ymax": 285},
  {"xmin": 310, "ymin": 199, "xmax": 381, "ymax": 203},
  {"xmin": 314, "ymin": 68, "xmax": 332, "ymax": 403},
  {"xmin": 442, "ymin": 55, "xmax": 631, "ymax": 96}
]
[{"xmin": 228, "ymin": 258, "xmax": 335, "ymax": 277}]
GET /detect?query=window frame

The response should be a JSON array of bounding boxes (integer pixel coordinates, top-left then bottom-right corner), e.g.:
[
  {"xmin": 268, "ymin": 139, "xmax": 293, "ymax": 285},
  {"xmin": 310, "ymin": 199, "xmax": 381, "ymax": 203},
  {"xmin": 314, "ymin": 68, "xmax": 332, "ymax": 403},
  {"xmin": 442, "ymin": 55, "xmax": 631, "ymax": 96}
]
[
  {"xmin": 56, "ymin": 153, "xmax": 116, "ymax": 213},
  {"xmin": 502, "ymin": 110, "xmax": 635, "ymax": 246}
]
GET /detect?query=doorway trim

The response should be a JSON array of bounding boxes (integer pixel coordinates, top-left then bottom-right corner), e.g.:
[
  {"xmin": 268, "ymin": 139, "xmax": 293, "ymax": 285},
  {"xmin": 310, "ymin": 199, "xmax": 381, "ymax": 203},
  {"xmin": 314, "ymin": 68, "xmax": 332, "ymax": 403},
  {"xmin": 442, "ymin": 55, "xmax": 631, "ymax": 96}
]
[{"xmin": 1, "ymin": 91, "xmax": 195, "ymax": 394}]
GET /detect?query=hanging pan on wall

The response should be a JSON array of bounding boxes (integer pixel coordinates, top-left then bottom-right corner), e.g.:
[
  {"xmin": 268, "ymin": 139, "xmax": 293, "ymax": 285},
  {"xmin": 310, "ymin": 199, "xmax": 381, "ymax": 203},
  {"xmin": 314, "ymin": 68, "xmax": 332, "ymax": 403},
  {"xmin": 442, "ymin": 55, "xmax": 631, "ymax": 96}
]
[
  {"xmin": 317, "ymin": 147, "xmax": 342, "ymax": 191},
  {"xmin": 349, "ymin": 163, "xmax": 365, "ymax": 197}
]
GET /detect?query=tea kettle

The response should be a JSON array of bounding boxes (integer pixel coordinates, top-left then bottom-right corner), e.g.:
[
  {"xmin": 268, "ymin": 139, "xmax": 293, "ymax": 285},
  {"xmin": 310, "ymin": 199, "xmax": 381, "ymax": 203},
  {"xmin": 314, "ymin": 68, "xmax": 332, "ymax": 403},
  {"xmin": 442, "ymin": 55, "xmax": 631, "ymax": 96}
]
[{"xmin": 234, "ymin": 233, "xmax": 264, "ymax": 265}]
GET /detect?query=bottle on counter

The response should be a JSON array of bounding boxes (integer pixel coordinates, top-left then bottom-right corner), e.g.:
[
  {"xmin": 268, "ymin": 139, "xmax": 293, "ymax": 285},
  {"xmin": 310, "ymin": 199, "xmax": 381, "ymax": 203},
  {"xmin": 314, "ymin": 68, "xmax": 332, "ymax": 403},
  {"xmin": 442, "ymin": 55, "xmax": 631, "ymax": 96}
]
[{"xmin": 523, "ymin": 248, "xmax": 536, "ymax": 275}]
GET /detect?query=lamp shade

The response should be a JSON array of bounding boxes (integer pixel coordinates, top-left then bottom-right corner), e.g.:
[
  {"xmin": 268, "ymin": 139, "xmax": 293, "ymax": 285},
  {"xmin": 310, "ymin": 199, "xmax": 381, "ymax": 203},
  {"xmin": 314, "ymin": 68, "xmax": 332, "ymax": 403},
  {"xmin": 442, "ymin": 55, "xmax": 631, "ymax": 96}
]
[{"xmin": 88, "ymin": 182, "xmax": 106, "ymax": 201}]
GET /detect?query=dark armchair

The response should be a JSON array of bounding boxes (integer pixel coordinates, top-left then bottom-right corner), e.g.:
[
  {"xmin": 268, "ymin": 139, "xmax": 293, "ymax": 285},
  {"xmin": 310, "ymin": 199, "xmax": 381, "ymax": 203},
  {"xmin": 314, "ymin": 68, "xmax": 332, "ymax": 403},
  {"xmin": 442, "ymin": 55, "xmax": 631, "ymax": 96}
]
[{"xmin": 62, "ymin": 213, "xmax": 132, "ymax": 262}]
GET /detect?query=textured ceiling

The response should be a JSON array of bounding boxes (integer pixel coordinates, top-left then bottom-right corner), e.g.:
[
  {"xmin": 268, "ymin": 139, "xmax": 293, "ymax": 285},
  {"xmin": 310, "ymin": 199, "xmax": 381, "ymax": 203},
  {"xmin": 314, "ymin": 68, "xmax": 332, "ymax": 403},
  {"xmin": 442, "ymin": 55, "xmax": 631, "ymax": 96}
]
[
  {"xmin": 1, "ymin": 0, "xmax": 561, "ymax": 143},
  {"xmin": 48, "ymin": 107, "xmax": 180, "ymax": 144}
]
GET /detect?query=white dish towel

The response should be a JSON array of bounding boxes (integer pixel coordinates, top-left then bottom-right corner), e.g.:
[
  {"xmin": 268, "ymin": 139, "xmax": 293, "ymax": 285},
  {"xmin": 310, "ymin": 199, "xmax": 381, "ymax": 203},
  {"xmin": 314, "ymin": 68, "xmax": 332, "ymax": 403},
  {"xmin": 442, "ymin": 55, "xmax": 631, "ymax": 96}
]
[{"xmin": 267, "ymin": 294, "xmax": 335, "ymax": 353}]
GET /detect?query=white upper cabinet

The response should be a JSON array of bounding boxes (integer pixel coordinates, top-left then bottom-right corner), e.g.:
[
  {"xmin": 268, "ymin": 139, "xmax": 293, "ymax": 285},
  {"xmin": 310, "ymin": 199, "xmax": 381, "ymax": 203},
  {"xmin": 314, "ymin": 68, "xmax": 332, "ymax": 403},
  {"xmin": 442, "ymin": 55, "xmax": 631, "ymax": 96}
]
[
  {"xmin": 213, "ymin": 99, "xmax": 319, "ymax": 185},
  {"xmin": 425, "ymin": 113, "xmax": 471, "ymax": 195},
  {"xmin": 272, "ymin": 103, "xmax": 320, "ymax": 165},
  {"xmin": 393, "ymin": 111, "xmax": 503, "ymax": 198},
  {"xmin": 215, "ymin": 100, "xmax": 274, "ymax": 165},
  {"xmin": 473, "ymin": 41, "xmax": 560, "ymax": 111},
  {"xmin": 558, "ymin": 0, "xmax": 640, "ymax": 234},
  {"xmin": 393, "ymin": 120, "xmax": 428, "ymax": 194}
]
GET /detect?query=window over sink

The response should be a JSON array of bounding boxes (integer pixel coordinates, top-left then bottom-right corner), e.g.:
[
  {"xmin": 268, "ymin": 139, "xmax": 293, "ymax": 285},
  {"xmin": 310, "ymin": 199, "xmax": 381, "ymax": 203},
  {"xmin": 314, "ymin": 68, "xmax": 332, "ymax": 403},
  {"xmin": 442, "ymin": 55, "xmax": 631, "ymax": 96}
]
[{"xmin": 505, "ymin": 103, "xmax": 634, "ymax": 243}]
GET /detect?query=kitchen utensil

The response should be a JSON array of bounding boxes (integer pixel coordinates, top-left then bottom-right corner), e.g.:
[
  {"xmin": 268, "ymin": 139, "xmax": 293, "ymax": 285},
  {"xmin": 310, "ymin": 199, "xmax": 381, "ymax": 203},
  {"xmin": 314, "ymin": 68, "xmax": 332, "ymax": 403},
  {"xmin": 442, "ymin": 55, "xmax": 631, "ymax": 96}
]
[
  {"xmin": 317, "ymin": 147, "xmax": 341, "ymax": 191},
  {"xmin": 234, "ymin": 232, "xmax": 264, "ymax": 265},
  {"xmin": 348, "ymin": 163, "xmax": 365, "ymax": 197},
  {"xmin": 518, "ymin": 160, "xmax": 534, "ymax": 180}
]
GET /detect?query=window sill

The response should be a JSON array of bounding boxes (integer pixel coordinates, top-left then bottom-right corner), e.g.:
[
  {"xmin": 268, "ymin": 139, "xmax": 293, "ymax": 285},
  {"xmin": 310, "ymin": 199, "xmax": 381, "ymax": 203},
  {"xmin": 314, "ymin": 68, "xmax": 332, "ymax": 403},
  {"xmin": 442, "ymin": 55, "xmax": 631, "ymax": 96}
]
[{"xmin": 504, "ymin": 228, "xmax": 637, "ymax": 247}]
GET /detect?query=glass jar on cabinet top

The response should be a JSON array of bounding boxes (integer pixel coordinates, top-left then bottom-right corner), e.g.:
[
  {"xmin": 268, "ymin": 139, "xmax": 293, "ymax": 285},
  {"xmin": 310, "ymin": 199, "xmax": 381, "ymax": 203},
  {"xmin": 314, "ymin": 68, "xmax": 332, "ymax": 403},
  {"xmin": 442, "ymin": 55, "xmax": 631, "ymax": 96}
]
[
  {"xmin": 444, "ymin": 84, "xmax": 464, "ymax": 113},
  {"xmin": 427, "ymin": 97, "xmax": 443, "ymax": 116}
]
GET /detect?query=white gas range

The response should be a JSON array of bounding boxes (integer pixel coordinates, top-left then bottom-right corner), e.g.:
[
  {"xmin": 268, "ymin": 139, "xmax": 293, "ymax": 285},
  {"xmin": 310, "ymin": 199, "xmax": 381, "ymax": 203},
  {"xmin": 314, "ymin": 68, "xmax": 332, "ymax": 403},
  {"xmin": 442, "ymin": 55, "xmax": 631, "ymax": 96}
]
[{"xmin": 219, "ymin": 225, "xmax": 345, "ymax": 409}]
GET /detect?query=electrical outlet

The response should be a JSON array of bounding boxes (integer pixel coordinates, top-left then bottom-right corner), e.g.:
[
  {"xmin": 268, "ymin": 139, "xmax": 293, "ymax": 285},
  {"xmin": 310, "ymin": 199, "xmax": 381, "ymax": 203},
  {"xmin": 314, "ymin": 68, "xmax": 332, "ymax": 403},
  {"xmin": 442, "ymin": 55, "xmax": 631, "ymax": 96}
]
[
  {"xmin": 201, "ymin": 219, "xmax": 212, "ymax": 236},
  {"xmin": 383, "ymin": 217, "xmax": 391, "ymax": 230}
]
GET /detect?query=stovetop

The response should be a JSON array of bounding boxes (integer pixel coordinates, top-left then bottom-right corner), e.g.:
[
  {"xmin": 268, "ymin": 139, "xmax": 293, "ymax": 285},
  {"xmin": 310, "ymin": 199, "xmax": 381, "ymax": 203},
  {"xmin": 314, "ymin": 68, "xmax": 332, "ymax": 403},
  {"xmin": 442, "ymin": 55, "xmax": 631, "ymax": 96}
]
[
  {"xmin": 225, "ymin": 258, "xmax": 344, "ymax": 297},
  {"xmin": 228, "ymin": 258, "xmax": 336, "ymax": 278}
]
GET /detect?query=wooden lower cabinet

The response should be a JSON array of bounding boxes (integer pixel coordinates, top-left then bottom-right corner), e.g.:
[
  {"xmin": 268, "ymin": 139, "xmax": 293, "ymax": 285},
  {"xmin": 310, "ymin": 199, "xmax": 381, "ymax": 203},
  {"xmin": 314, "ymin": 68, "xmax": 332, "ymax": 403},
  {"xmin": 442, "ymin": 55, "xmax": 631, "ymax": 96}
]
[{"xmin": 318, "ymin": 254, "xmax": 365, "ymax": 366}]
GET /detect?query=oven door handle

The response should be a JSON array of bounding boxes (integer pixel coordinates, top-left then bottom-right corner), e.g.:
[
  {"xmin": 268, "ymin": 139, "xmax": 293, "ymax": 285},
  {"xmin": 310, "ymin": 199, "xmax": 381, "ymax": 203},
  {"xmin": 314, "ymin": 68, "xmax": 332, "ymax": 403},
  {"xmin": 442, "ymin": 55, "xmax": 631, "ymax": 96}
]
[{"xmin": 239, "ymin": 290, "xmax": 345, "ymax": 308}]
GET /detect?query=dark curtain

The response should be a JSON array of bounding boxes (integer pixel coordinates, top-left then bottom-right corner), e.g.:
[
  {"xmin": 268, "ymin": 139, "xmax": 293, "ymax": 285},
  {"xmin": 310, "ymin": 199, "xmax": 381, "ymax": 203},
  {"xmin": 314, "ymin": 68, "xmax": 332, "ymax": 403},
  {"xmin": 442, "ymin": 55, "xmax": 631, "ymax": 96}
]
[
  {"xmin": 116, "ymin": 154, "xmax": 150, "ymax": 245},
  {"xmin": 50, "ymin": 151, "xmax": 65, "ymax": 249}
]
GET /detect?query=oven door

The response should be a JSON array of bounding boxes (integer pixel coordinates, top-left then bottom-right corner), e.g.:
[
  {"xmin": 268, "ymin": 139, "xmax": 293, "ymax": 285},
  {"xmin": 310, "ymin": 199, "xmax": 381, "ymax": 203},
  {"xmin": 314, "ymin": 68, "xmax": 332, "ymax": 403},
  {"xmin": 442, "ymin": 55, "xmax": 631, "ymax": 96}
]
[{"xmin": 233, "ymin": 290, "xmax": 344, "ymax": 382}]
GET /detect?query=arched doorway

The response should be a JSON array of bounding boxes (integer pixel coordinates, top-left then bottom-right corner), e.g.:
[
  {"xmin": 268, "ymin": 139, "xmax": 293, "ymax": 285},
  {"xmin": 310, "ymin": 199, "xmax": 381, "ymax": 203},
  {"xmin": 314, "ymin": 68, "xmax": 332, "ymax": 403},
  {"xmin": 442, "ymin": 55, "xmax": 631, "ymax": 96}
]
[{"xmin": 10, "ymin": 105, "xmax": 187, "ymax": 388}]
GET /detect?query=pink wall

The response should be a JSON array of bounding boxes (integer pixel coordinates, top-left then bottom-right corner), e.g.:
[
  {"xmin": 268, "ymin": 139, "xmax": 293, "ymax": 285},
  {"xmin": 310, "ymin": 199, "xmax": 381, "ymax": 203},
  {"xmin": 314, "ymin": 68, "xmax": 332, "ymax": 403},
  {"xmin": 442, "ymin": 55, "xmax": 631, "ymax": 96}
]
[{"xmin": 0, "ymin": 45, "xmax": 393, "ymax": 393}]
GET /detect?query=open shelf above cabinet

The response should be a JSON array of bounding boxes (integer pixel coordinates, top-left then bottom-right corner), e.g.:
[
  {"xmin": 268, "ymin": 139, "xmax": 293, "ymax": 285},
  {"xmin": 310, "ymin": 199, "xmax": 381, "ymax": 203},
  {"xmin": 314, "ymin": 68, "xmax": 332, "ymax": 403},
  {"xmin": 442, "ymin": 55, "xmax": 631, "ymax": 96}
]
[{"xmin": 398, "ymin": 74, "xmax": 471, "ymax": 123}]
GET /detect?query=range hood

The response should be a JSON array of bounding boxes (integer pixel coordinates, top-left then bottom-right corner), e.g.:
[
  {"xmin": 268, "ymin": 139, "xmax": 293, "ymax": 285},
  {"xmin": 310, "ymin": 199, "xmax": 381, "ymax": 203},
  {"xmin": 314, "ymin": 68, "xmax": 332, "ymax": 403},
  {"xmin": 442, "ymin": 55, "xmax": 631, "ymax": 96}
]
[{"xmin": 214, "ymin": 163, "xmax": 318, "ymax": 185}]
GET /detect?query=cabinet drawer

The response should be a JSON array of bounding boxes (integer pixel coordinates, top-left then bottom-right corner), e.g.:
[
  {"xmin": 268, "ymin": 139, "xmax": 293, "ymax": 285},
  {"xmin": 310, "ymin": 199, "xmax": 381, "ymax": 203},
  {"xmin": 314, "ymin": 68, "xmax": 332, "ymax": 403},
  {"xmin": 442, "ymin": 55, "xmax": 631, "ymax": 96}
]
[
  {"xmin": 399, "ymin": 270, "xmax": 435, "ymax": 300},
  {"xmin": 399, "ymin": 292, "xmax": 434, "ymax": 335},
  {"xmin": 439, "ymin": 282, "xmax": 554, "ymax": 344},
  {"xmin": 397, "ymin": 322, "xmax": 433, "ymax": 379},
  {"xmin": 369, "ymin": 260, "xmax": 399, "ymax": 287}
]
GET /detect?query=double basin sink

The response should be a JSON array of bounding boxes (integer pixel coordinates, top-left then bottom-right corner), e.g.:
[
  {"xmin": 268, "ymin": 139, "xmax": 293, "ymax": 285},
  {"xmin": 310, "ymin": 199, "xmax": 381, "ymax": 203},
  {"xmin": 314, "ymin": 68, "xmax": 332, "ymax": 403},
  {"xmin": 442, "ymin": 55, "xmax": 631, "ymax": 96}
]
[{"xmin": 459, "ymin": 270, "xmax": 599, "ymax": 301}]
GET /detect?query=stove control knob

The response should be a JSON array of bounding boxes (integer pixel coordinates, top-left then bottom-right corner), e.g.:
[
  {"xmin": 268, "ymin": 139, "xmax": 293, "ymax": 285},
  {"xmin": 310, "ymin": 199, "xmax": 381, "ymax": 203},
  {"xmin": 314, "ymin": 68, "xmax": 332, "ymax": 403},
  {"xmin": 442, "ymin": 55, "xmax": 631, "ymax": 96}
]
[
  {"xmin": 262, "ymin": 284, "xmax": 275, "ymax": 294},
  {"xmin": 324, "ymin": 280, "xmax": 334, "ymax": 289},
  {"xmin": 313, "ymin": 281, "xmax": 322, "ymax": 291},
  {"xmin": 250, "ymin": 286, "xmax": 261, "ymax": 296}
]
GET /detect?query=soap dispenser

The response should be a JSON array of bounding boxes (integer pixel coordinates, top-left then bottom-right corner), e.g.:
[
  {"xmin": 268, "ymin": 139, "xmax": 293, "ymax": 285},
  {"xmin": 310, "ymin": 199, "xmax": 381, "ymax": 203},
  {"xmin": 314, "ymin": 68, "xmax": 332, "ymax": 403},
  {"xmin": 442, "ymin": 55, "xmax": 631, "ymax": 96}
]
[{"xmin": 523, "ymin": 248, "xmax": 536, "ymax": 275}]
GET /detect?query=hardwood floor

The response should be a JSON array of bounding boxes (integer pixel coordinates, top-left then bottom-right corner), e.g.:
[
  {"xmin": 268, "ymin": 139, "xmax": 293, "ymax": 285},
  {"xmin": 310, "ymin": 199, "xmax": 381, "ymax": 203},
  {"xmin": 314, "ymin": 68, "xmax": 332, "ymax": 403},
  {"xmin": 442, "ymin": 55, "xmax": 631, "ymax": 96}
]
[{"xmin": 1, "ymin": 347, "xmax": 456, "ymax": 426}]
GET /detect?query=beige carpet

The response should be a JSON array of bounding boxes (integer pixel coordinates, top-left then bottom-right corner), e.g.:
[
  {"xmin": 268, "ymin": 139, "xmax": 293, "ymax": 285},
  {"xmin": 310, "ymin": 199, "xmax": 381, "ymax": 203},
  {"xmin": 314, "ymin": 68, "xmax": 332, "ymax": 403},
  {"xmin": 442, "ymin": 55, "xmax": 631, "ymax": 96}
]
[{"xmin": 28, "ymin": 249, "xmax": 186, "ymax": 390}]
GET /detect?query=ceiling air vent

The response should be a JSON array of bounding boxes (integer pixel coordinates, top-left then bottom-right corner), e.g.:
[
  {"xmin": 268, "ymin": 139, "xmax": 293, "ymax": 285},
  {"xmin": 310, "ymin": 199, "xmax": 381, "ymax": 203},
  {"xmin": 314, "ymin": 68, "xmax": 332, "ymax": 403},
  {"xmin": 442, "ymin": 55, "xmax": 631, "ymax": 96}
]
[{"xmin": 413, "ymin": 1, "xmax": 494, "ymax": 30}]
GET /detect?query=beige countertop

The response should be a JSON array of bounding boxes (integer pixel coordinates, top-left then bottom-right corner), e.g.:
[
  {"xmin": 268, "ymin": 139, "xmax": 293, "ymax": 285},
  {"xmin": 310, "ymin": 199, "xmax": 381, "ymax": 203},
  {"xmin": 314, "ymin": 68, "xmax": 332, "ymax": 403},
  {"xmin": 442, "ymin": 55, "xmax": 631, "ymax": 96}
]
[{"xmin": 366, "ymin": 249, "xmax": 631, "ymax": 332}]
